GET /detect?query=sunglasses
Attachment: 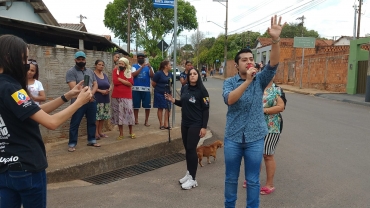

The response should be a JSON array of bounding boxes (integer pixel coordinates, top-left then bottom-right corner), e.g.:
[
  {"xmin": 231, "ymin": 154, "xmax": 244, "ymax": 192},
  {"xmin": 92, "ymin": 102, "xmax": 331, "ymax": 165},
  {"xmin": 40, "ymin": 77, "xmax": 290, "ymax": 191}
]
[{"xmin": 27, "ymin": 59, "xmax": 37, "ymax": 65}]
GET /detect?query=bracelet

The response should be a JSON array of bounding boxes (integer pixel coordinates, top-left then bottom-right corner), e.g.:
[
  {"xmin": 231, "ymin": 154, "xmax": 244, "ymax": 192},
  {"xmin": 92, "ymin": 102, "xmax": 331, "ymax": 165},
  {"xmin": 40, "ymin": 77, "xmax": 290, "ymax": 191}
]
[
  {"xmin": 272, "ymin": 37, "xmax": 280, "ymax": 44},
  {"xmin": 61, "ymin": 94, "xmax": 69, "ymax": 102}
]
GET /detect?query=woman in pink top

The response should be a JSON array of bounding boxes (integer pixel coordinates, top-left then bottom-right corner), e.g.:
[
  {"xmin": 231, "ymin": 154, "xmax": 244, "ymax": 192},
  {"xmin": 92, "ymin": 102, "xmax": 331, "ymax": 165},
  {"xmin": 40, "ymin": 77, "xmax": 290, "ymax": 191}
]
[{"xmin": 111, "ymin": 57, "xmax": 135, "ymax": 140}]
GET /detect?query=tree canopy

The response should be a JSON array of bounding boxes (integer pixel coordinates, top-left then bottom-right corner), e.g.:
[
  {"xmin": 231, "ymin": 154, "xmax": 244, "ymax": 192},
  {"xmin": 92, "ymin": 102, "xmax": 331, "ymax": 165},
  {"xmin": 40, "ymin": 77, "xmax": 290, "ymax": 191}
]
[{"xmin": 104, "ymin": 0, "xmax": 198, "ymax": 57}]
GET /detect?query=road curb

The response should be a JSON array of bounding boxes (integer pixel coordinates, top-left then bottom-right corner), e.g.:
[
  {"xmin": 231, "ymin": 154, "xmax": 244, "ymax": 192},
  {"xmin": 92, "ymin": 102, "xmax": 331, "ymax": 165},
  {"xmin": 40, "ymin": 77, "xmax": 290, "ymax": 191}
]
[{"xmin": 46, "ymin": 137, "xmax": 184, "ymax": 183}]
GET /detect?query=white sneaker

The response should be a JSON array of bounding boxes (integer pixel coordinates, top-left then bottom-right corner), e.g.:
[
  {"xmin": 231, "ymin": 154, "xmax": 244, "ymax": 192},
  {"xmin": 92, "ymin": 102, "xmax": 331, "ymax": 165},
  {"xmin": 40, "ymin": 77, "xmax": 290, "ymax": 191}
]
[
  {"xmin": 181, "ymin": 175, "xmax": 198, "ymax": 190},
  {"xmin": 179, "ymin": 171, "xmax": 190, "ymax": 184}
]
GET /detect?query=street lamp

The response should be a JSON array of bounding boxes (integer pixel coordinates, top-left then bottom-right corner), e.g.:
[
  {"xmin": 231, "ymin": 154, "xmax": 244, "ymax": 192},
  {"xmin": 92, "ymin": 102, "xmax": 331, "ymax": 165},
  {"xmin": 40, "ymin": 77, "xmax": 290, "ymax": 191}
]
[{"xmin": 211, "ymin": 0, "xmax": 228, "ymax": 78}]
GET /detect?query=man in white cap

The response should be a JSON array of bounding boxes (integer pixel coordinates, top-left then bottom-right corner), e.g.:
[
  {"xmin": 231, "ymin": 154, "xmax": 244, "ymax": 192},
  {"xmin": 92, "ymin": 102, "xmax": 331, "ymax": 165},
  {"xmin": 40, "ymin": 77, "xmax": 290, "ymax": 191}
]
[{"xmin": 65, "ymin": 51, "xmax": 100, "ymax": 152}]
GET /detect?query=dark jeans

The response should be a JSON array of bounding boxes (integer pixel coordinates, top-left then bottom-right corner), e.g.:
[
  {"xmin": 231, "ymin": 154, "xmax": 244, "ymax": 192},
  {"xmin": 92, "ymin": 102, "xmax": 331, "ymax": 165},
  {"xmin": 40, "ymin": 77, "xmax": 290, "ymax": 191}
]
[
  {"xmin": 181, "ymin": 126, "xmax": 201, "ymax": 180},
  {"xmin": 68, "ymin": 101, "xmax": 97, "ymax": 147},
  {"xmin": 0, "ymin": 170, "xmax": 47, "ymax": 208}
]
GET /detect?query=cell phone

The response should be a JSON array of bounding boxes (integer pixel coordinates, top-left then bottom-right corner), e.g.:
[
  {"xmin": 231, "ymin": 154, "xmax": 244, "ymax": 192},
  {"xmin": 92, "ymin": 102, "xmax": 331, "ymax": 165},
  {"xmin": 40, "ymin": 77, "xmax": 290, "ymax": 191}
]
[
  {"xmin": 8, "ymin": 162, "xmax": 23, "ymax": 171},
  {"xmin": 84, "ymin": 75, "xmax": 90, "ymax": 87},
  {"xmin": 144, "ymin": 58, "xmax": 149, "ymax": 64}
]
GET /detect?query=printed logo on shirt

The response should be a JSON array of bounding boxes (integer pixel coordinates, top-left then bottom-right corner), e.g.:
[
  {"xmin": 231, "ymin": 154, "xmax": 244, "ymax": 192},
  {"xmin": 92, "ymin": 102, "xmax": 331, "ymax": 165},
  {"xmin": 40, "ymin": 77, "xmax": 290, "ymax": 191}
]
[
  {"xmin": 0, "ymin": 156, "xmax": 19, "ymax": 164},
  {"xmin": 203, "ymin": 97, "xmax": 210, "ymax": 106},
  {"xmin": 11, "ymin": 89, "xmax": 30, "ymax": 105},
  {"xmin": 0, "ymin": 114, "xmax": 10, "ymax": 140},
  {"xmin": 189, "ymin": 96, "xmax": 196, "ymax": 103}
]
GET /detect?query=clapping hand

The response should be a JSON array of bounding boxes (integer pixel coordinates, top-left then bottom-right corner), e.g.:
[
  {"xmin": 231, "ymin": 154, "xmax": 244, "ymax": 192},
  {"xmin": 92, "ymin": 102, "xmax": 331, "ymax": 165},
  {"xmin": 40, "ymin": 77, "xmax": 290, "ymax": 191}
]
[{"xmin": 268, "ymin": 15, "xmax": 286, "ymax": 40}]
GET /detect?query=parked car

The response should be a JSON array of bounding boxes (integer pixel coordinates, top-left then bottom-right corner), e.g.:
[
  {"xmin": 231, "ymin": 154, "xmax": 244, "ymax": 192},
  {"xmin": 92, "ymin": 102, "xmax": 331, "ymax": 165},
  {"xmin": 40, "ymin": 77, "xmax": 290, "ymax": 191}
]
[{"xmin": 175, "ymin": 68, "xmax": 181, "ymax": 80}]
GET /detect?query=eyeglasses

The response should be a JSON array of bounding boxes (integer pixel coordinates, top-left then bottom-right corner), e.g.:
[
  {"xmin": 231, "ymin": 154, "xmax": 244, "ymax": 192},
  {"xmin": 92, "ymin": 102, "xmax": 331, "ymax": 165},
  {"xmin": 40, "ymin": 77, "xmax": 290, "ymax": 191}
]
[{"xmin": 27, "ymin": 59, "xmax": 37, "ymax": 65}]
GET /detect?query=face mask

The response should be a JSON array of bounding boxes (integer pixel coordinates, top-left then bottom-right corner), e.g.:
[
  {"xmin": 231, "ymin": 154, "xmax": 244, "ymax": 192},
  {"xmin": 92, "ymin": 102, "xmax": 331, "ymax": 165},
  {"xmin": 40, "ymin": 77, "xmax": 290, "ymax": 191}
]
[
  {"xmin": 76, "ymin": 62, "xmax": 86, "ymax": 68},
  {"xmin": 119, "ymin": 66, "xmax": 126, "ymax": 71},
  {"xmin": 138, "ymin": 59, "xmax": 145, "ymax": 65}
]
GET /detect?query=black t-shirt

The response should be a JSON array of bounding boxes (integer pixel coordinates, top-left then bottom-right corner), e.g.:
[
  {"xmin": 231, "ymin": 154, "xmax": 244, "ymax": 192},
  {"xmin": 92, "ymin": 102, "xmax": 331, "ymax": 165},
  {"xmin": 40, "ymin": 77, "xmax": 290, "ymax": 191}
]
[
  {"xmin": 176, "ymin": 85, "xmax": 209, "ymax": 128},
  {"xmin": 0, "ymin": 74, "xmax": 47, "ymax": 172}
]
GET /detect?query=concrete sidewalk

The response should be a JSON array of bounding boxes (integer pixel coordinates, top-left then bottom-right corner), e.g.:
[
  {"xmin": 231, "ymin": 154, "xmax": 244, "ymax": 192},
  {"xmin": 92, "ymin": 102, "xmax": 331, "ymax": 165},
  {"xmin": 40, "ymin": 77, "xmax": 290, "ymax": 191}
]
[
  {"xmin": 211, "ymin": 74, "xmax": 370, "ymax": 107},
  {"xmin": 45, "ymin": 107, "xmax": 183, "ymax": 183}
]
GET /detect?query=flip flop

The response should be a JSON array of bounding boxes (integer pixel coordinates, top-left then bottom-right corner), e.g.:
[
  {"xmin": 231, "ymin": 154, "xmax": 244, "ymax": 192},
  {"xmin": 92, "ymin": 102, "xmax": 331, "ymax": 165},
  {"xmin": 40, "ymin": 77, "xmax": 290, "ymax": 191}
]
[
  {"xmin": 95, "ymin": 135, "xmax": 101, "ymax": 140},
  {"xmin": 260, "ymin": 186, "xmax": 275, "ymax": 195},
  {"xmin": 116, "ymin": 136, "xmax": 124, "ymax": 140},
  {"xmin": 87, "ymin": 143, "xmax": 101, "ymax": 147},
  {"xmin": 144, "ymin": 123, "xmax": 151, "ymax": 127},
  {"xmin": 135, "ymin": 122, "xmax": 139, "ymax": 125},
  {"xmin": 160, "ymin": 126, "xmax": 165, "ymax": 130},
  {"xmin": 164, "ymin": 126, "xmax": 172, "ymax": 130},
  {"xmin": 243, "ymin": 180, "xmax": 247, "ymax": 188},
  {"xmin": 99, "ymin": 134, "xmax": 109, "ymax": 138},
  {"xmin": 68, "ymin": 147, "xmax": 76, "ymax": 152},
  {"xmin": 129, "ymin": 133, "xmax": 136, "ymax": 139}
]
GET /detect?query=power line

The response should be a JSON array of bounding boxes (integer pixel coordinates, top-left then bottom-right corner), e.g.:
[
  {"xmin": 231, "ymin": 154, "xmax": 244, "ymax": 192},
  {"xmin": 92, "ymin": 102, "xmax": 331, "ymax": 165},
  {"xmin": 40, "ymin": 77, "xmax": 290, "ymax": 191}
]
[
  {"xmin": 231, "ymin": 0, "xmax": 274, "ymax": 22},
  {"xmin": 228, "ymin": 0, "xmax": 323, "ymax": 34},
  {"xmin": 291, "ymin": 0, "xmax": 327, "ymax": 16}
]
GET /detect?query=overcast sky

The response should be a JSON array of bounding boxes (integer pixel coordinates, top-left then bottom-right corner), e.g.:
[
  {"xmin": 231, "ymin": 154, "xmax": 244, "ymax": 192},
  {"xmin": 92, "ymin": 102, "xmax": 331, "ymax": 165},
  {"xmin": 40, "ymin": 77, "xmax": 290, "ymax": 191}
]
[{"xmin": 43, "ymin": 0, "xmax": 370, "ymax": 49}]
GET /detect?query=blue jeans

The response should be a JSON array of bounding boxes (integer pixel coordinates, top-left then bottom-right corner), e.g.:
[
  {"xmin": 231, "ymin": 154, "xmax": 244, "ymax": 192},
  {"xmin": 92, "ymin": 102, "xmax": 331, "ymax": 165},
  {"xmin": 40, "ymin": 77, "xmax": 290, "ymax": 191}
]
[
  {"xmin": 224, "ymin": 138, "xmax": 264, "ymax": 208},
  {"xmin": 68, "ymin": 101, "xmax": 97, "ymax": 147},
  {"xmin": 0, "ymin": 170, "xmax": 47, "ymax": 208}
]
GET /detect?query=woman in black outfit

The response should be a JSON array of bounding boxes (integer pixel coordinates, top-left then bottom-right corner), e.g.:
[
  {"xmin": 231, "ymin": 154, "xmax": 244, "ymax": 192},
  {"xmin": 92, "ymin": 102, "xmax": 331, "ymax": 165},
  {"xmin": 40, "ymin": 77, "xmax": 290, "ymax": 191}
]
[
  {"xmin": 165, "ymin": 68, "xmax": 210, "ymax": 190},
  {"xmin": 0, "ymin": 35, "xmax": 91, "ymax": 208}
]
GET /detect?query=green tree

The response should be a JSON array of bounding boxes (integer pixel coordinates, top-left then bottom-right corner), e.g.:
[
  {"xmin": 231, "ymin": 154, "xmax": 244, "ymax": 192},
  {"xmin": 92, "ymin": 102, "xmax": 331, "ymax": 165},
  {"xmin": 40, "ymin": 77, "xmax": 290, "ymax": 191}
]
[
  {"xmin": 104, "ymin": 0, "xmax": 198, "ymax": 57},
  {"xmin": 261, "ymin": 23, "xmax": 319, "ymax": 38}
]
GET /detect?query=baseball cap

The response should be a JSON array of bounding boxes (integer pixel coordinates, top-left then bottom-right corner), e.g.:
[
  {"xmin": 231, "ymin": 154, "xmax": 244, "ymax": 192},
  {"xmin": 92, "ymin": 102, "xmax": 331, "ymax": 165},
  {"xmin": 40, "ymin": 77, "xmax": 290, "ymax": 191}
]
[
  {"xmin": 75, "ymin": 51, "xmax": 86, "ymax": 59},
  {"xmin": 137, "ymin": 53, "xmax": 146, "ymax": 58}
]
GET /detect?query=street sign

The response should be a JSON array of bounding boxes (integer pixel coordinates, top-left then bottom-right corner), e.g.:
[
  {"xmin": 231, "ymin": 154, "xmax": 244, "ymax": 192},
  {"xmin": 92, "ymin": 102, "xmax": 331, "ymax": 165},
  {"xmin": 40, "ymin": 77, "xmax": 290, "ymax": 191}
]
[
  {"xmin": 157, "ymin": 40, "xmax": 169, "ymax": 52},
  {"xmin": 153, "ymin": 0, "xmax": 174, "ymax": 8},
  {"xmin": 293, "ymin": 37, "xmax": 316, "ymax": 48}
]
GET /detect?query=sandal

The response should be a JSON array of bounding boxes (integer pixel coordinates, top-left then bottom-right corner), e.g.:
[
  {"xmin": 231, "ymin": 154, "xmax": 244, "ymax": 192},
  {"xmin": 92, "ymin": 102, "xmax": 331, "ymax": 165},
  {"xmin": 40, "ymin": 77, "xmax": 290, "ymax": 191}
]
[
  {"xmin": 164, "ymin": 126, "xmax": 172, "ymax": 130},
  {"xmin": 87, "ymin": 143, "xmax": 101, "ymax": 147},
  {"xmin": 129, "ymin": 133, "xmax": 136, "ymax": 139},
  {"xmin": 135, "ymin": 122, "xmax": 139, "ymax": 125},
  {"xmin": 68, "ymin": 147, "xmax": 76, "ymax": 152},
  {"xmin": 144, "ymin": 123, "xmax": 151, "ymax": 127},
  {"xmin": 243, "ymin": 180, "xmax": 247, "ymax": 188},
  {"xmin": 95, "ymin": 135, "xmax": 101, "ymax": 140},
  {"xmin": 99, "ymin": 134, "xmax": 109, "ymax": 138},
  {"xmin": 160, "ymin": 126, "xmax": 165, "ymax": 130},
  {"xmin": 116, "ymin": 135, "xmax": 124, "ymax": 140},
  {"xmin": 260, "ymin": 186, "xmax": 275, "ymax": 195}
]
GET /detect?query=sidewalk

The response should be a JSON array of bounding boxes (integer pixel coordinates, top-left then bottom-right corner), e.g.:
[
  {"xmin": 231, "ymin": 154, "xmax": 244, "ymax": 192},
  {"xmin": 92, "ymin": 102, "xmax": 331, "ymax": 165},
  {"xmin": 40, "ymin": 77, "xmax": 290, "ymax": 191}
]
[
  {"xmin": 46, "ymin": 88, "xmax": 214, "ymax": 184},
  {"xmin": 211, "ymin": 75, "xmax": 370, "ymax": 107}
]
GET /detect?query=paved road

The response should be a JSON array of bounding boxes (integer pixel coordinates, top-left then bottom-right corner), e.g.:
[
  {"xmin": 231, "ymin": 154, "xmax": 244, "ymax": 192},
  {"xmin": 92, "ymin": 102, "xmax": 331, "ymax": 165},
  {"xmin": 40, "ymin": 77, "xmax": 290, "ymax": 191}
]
[{"xmin": 48, "ymin": 77, "xmax": 370, "ymax": 207}]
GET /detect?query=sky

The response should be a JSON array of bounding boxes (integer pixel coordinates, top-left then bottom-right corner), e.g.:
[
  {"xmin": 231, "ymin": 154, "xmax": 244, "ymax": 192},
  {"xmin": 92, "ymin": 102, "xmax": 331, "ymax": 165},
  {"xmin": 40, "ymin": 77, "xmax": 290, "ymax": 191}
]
[{"xmin": 42, "ymin": 0, "xmax": 370, "ymax": 50}]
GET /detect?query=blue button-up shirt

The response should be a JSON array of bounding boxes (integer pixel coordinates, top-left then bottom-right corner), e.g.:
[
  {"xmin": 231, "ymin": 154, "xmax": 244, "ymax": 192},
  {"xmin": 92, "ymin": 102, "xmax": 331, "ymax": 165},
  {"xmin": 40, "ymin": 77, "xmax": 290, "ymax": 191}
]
[{"xmin": 223, "ymin": 63, "xmax": 277, "ymax": 143}]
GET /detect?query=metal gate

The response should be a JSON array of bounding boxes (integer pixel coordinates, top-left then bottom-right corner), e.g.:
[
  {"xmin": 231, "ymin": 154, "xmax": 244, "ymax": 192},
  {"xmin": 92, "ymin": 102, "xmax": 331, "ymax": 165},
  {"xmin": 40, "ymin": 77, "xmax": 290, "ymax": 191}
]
[
  {"xmin": 357, "ymin": 61, "xmax": 368, "ymax": 94},
  {"xmin": 288, "ymin": 61, "xmax": 295, "ymax": 82}
]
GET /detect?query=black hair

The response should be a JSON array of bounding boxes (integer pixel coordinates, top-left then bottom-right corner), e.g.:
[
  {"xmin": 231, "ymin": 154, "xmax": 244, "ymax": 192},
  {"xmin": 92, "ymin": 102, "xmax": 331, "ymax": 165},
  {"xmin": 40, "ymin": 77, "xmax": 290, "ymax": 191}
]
[
  {"xmin": 185, "ymin": 61, "xmax": 192, "ymax": 65},
  {"xmin": 234, "ymin": 48, "xmax": 253, "ymax": 65},
  {"xmin": 0, "ymin": 35, "xmax": 28, "ymax": 91},
  {"xmin": 95, "ymin": 59, "xmax": 105, "ymax": 65},
  {"xmin": 186, "ymin": 68, "xmax": 208, "ymax": 96},
  {"xmin": 159, "ymin": 60, "xmax": 170, "ymax": 71},
  {"xmin": 28, "ymin": 59, "xmax": 39, "ymax": 79},
  {"xmin": 114, "ymin": 52, "xmax": 120, "ymax": 55}
]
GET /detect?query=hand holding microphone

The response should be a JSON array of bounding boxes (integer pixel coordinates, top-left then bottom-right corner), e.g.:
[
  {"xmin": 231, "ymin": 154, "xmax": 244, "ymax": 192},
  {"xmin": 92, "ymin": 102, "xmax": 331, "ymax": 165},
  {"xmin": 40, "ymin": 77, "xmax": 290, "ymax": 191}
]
[{"xmin": 246, "ymin": 63, "xmax": 257, "ymax": 81}]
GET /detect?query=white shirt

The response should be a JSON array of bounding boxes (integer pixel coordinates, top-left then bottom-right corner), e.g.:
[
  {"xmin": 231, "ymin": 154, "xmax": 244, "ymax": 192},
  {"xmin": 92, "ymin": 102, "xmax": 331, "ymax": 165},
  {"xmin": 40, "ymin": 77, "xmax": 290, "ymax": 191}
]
[{"xmin": 27, "ymin": 80, "xmax": 44, "ymax": 106}]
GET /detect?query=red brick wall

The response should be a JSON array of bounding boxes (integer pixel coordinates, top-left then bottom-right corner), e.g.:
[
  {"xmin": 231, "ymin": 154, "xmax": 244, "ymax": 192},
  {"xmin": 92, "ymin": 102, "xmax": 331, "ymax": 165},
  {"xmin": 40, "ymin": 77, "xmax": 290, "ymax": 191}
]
[{"xmin": 275, "ymin": 49, "xmax": 349, "ymax": 92}]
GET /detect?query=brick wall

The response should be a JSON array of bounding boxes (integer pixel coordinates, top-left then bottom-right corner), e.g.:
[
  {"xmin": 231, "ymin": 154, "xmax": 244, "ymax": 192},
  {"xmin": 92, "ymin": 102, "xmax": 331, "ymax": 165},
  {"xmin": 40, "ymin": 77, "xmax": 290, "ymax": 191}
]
[
  {"xmin": 28, "ymin": 45, "xmax": 135, "ymax": 143},
  {"xmin": 275, "ymin": 50, "xmax": 349, "ymax": 92}
]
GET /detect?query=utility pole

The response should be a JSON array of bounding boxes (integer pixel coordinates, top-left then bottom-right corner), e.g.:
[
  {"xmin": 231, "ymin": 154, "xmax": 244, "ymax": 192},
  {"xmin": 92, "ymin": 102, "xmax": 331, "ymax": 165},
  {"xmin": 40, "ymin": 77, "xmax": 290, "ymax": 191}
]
[
  {"xmin": 353, "ymin": 4, "xmax": 358, "ymax": 39},
  {"xmin": 357, "ymin": 0, "xmax": 363, "ymax": 39},
  {"xmin": 247, "ymin": 31, "xmax": 250, "ymax": 48},
  {"xmin": 297, "ymin": 15, "xmax": 305, "ymax": 89},
  {"xmin": 127, "ymin": 0, "xmax": 131, "ymax": 54},
  {"xmin": 224, "ymin": 0, "xmax": 228, "ymax": 78}
]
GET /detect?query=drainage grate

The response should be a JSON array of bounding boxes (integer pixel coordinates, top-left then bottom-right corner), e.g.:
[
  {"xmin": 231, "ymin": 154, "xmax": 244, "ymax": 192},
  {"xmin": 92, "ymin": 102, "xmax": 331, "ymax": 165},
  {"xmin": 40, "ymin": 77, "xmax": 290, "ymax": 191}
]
[{"xmin": 82, "ymin": 153, "xmax": 185, "ymax": 185}]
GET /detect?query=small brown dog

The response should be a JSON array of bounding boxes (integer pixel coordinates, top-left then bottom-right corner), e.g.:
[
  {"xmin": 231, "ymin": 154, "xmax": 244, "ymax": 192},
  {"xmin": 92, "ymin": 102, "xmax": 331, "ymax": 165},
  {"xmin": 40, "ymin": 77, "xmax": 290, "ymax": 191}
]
[{"xmin": 197, "ymin": 140, "xmax": 223, "ymax": 167}]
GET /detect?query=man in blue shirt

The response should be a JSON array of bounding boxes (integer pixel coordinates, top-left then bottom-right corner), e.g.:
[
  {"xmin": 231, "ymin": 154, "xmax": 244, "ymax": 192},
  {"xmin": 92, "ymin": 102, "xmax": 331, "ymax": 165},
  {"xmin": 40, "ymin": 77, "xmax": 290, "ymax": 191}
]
[
  {"xmin": 222, "ymin": 15, "xmax": 285, "ymax": 208},
  {"xmin": 132, "ymin": 53, "xmax": 154, "ymax": 126}
]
